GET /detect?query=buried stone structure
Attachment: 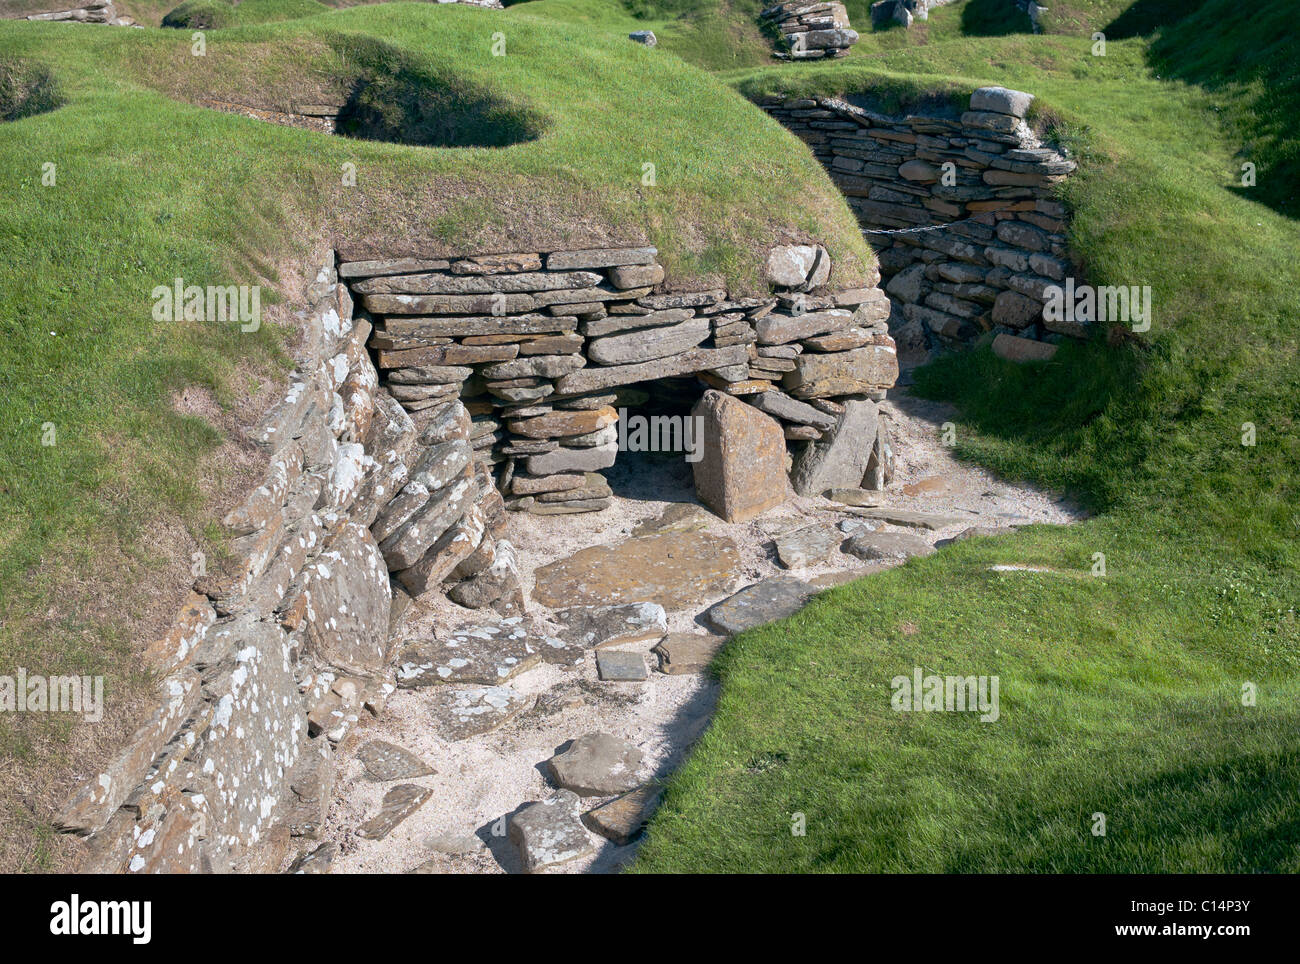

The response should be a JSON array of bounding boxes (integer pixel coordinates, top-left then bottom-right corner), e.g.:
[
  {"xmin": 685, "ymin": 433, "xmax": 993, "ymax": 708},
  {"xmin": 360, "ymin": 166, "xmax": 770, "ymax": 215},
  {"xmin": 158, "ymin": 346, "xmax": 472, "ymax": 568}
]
[
  {"xmin": 346, "ymin": 241, "xmax": 900, "ymax": 547},
  {"xmin": 56, "ymin": 241, "xmax": 898, "ymax": 873},
  {"xmin": 760, "ymin": 86, "xmax": 1082, "ymax": 354}
]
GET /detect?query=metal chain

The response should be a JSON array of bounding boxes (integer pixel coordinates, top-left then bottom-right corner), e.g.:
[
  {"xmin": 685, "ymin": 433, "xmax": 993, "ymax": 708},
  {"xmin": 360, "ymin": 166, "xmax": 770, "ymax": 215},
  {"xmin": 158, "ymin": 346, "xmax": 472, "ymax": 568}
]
[{"xmin": 860, "ymin": 216, "xmax": 983, "ymax": 236}]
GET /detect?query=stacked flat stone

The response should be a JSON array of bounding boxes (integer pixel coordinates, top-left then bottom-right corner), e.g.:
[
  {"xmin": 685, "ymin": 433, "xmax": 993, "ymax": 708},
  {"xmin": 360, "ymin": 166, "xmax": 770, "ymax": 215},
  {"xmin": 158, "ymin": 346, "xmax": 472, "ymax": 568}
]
[
  {"xmin": 761, "ymin": 1, "xmax": 859, "ymax": 60},
  {"xmin": 760, "ymin": 86, "xmax": 1078, "ymax": 350},
  {"xmin": 343, "ymin": 243, "xmax": 900, "ymax": 514}
]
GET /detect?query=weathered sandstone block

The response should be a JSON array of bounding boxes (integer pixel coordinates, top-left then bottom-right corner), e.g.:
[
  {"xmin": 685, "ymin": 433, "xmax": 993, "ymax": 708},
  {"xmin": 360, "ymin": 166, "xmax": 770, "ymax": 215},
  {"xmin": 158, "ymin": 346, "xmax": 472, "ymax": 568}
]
[{"xmin": 691, "ymin": 390, "xmax": 789, "ymax": 522}]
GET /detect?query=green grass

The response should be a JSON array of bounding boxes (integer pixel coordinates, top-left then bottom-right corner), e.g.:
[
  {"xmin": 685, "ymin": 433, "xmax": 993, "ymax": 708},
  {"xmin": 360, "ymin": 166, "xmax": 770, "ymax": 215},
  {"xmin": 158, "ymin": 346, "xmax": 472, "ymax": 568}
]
[
  {"xmin": 0, "ymin": 2, "xmax": 869, "ymax": 870},
  {"xmin": 2, "ymin": 0, "xmax": 1296, "ymax": 874},
  {"xmin": 632, "ymin": 0, "xmax": 1300, "ymax": 872},
  {"xmin": 160, "ymin": 0, "xmax": 332, "ymax": 30}
]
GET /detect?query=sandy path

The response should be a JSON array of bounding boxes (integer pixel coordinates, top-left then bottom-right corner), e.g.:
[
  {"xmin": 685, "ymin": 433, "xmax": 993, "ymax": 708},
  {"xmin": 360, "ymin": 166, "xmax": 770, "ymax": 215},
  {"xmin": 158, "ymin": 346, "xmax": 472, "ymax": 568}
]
[{"xmin": 323, "ymin": 383, "xmax": 1084, "ymax": 873}]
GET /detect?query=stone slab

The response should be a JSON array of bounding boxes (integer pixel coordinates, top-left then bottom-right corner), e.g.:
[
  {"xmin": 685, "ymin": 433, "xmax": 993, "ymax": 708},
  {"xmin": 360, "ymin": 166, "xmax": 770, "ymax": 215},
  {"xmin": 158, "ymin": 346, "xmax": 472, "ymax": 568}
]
[
  {"xmin": 554, "ymin": 345, "xmax": 748, "ymax": 395},
  {"xmin": 426, "ymin": 686, "xmax": 535, "ymax": 741},
  {"xmin": 552, "ymin": 602, "xmax": 668, "ymax": 649},
  {"xmin": 652, "ymin": 632, "xmax": 727, "ymax": 674},
  {"xmin": 582, "ymin": 785, "xmax": 663, "ymax": 845},
  {"xmin": 547, "ymin": 733, "xmax": 643, "ymax": 796},
  {"xmin": 692, "ymin": 390, "xmax": 789, "ymax": 523},
  {"xmin": 856, "ymin": 508, "xmax": 971, "ymax": 530},
  {"xmin": 775, "ymin": 523, "xmax": 844, "ymax": 568},
  {"xmin": 842, "ymin": 529, "xmax": 935, "ymax": 561},
  {"xmin": 596, "ymin": 650, "xmax": 648, "ymax": 681},
  {"xmin": 357, "ymin": 783, "xmax": 433, "ymax": 840},
  {"xmin": 357, "ymin": 741, "xmax": 436, "ymax": 782},
  {"xmin": 704, "ymin": 576, "xmax": 814, "ymax": 636},
  {"xmin": 509, "ymin": 790, "xmax": 596, "ymax": 872},
  {"xmin": 531, "ymin": 531, "xmax": 741, "ymax": 611},
  {"xmin": 396, "ymin": 617, "xmax": 580, "ymax": 687}
]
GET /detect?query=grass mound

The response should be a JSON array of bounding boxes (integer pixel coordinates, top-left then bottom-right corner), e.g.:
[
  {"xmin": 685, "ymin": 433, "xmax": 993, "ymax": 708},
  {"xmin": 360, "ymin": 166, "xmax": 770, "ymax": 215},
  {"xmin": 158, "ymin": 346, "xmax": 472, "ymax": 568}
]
[
  {"xmin": 1145, "ymin": 0, "xmax": 1298, "ymax": 218},
  {"xmin": 161, "ymin": 0, "xmax": 331, "ymax": 29},
  {"xmin": 0, "ymin": 55, "xmax": 59, "ymax": 119},
  {"xmin": 632, "ymin": 0, "xmax": 1300, "ymax": 872}
]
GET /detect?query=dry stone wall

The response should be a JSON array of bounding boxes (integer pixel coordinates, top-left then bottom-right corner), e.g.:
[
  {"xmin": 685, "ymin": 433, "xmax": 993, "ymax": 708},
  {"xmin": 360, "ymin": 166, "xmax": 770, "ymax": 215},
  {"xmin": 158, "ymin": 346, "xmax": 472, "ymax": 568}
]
[
  {"xmin": 57, "ymin": 257, "xmax": 417, "ymax": 873},
  {"xmin": 58, "ymin": 238, "xmax": 900, "ymax": 873},
  {"xmin": 761, "ymin": 2, "xmax": 859, "ymax": 60},
  {"xmin": 344, "ymin": 242, "xmax": 900, "ymax": 523},
  {"xmin": 761, "ymin": 86, "xmax": 1081, "ymax": 351}
]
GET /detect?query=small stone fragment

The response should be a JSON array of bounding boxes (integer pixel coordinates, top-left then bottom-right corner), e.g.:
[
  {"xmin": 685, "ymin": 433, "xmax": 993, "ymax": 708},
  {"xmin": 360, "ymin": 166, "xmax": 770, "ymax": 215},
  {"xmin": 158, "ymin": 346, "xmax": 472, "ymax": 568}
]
[
  {"xmin": 596, "ymin": 650, "xmax": 648, "ymax": 682},
  {"xmin": 357, "ymin": 783, "xmax": 433, "ymax": 841}
]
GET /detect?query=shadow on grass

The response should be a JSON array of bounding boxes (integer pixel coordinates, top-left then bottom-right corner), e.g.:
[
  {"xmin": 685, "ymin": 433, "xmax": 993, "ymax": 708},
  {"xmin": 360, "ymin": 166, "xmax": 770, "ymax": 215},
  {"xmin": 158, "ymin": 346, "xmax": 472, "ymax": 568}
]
[
  {"xmin": 946, "ymin": 738, "xmax": 1300, "ymax": 872},
  {"xmin": 909, "ymin": 335, "xmax": 1144, "ymax": 515},
  {"xmin": 1114, "ymin": 0, "xmax": 1299, "ymax": 219},
  {"xmin": 958, "ymin": 0, "xmax": 1030, "ymax": 37},
  {"xmin": 1102, "ymin": 0, "xmax": 1213, "ymax": 38}
]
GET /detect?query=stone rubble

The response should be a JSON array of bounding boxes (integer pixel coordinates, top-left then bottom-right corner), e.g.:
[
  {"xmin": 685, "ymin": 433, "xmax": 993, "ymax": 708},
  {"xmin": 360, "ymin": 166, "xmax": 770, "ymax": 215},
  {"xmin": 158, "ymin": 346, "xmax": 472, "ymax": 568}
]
[{"xmin": 761, "ymin": 2, "xmax": 859, "ymax": 60}]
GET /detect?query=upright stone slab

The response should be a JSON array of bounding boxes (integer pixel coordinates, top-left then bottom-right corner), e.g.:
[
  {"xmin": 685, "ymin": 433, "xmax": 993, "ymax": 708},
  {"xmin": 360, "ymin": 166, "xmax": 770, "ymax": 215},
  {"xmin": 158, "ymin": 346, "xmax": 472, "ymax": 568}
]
[
  {"xmin": 194, "ymin": 619, "xmax": 303, "ymax": 859},
  {"xmin": 790, "ymin": 398, "xmax": 879, "ymax": 497},
  {"xmin": 691, "ymin": 389, "xmax": 789, "ymax": 523},
  {"xmin": 297, "ymin": 522, "xmax": 393, "ymax": 676}
]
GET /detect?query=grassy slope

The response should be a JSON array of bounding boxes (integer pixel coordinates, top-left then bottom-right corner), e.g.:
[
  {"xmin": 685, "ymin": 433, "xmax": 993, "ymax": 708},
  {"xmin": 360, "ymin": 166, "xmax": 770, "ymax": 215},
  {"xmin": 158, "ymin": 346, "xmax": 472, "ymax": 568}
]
[
  {"xmin": 634, "ymin": 1, "xmax": 1300, "ymax": 872},
  {"xmin": 520, "ymin": 0, "xmax": 1139, "ymax": 72},
  {"xmin": 0, "ymin": 4, "xmax": 869, "ymax": 870}
]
